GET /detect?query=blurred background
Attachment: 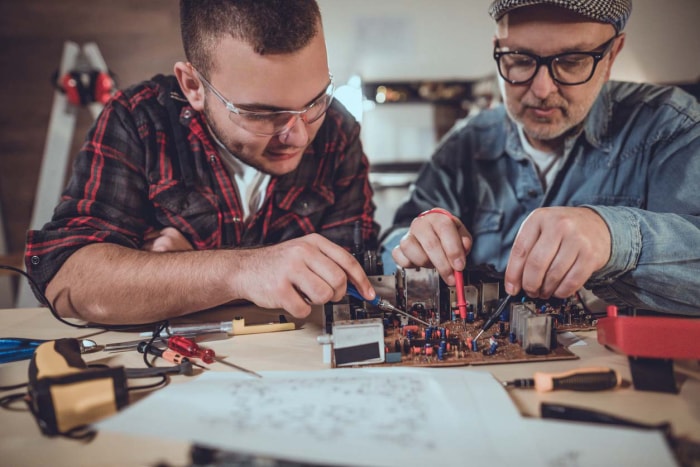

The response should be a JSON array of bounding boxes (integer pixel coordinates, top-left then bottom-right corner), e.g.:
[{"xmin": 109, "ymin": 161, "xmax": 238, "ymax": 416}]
[{"xmin": 1, "ymin": 0, "xmax": 698, "ymax": 307}]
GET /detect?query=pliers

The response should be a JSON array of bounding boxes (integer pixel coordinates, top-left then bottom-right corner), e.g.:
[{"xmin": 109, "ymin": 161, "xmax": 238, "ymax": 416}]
[{"xmin": 0, "ymin": 337, "xmax": 101, "ymax": 364}]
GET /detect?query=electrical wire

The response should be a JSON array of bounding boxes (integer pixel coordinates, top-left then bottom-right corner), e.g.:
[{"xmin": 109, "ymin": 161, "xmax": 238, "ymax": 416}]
[{"xmin": 0, "ymin": 264, "xmax": 168, "ymax": 332}]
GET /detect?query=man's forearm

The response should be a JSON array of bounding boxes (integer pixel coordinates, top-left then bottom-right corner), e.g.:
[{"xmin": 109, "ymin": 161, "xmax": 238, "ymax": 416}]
[{"xmin": 45, "ymin": 243, "xmax": 247, "ymax": 325}]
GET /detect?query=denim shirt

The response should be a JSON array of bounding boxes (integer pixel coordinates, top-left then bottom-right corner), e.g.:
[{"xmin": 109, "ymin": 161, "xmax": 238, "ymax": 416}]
[{"xmin": 387, "ymin": 81, "xmax": 700, "ymax": 316}]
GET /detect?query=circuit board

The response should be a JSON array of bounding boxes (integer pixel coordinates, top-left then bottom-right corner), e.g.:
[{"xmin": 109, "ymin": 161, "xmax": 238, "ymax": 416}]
[
  {"xmin": 379, "ymin": 316, "xmax": 579, "ymax": 368},
  {"xmin": 326, "ymin": 266, "xmax": 598, "ymax": 369},
  {"xmin": 328, "ymin": 297, "xmax": 597, "ymax": 369}
]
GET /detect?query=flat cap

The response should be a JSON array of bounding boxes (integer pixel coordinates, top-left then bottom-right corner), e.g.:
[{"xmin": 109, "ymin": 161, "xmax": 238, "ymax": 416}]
[{"xmin": 488, "ymin": 0, "xmax": 632, "ymax": 33}]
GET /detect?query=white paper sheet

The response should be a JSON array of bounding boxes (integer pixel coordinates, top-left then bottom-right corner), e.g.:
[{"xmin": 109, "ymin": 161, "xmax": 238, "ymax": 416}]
[
  {"xmin": 99, "ymin": 368, "xmax": 541, "ymax": 466},
  {"xmin": 98, "ymin": 368, "xmax": 677, "ymax": 467},
  {"xmin": 525, "ymin": 418, "xmax": 677, "ymax": 467}
]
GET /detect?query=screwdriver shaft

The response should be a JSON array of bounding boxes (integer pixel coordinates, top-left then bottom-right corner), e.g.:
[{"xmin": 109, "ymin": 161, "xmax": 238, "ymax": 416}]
[{"xmin": 214, "ymin": 357, "xmax": 263, "ymax": 378}]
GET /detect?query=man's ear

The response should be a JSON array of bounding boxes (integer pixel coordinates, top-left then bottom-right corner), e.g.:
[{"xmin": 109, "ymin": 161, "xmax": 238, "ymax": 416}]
[
  {"xmin": 174, "ymin": 61, "xmax": 205, "ymax": 111},
  {"xmin": 604, "ymin": 33, "xmax": 626, "ymax": 80},
  {"xmin": 609, "ymin": 33, "xmax": 626, "ymax": 63}
]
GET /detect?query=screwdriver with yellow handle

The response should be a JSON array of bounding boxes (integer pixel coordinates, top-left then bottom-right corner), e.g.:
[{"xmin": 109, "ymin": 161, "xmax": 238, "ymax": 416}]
[{"xmin": 502, "ymin": 367, "xmax": 622, "ymax": 392}]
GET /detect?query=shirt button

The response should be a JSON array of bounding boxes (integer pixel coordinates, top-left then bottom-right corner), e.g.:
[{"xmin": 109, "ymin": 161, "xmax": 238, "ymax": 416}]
[
  {"xmin": 527, "ymin": 189, "xmax": 539, "ymax": 198},
  {"xmin": 183, "ymin": 109, "xmax": 193, "ymax": 119},
  {"xmin": 31, "ymin": 256, "xmax": 40, "ymax": 265},
  {"xmin": 209, "ymin": 154, "xmax": 216, "ymax": 163}
]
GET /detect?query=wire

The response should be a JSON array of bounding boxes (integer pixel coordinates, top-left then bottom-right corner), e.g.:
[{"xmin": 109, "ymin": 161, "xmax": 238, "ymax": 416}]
[
  {"xmin": 0, "ymin": 392, "xmax": 28, "ymax": 411},
  {"xmin": 0, "ymin": 264, "xmax": 168, "ymax": 332},
  {"xmin": 127, "ymin": 375, "xmax": 168, "ymax": 391},
  {"xmin": 143, "ymin": 321, "xmax": 169, "ymax": 368},
  {"xmin": 0, "ymin": 382, "xmax": 28, "ymax": 392}
]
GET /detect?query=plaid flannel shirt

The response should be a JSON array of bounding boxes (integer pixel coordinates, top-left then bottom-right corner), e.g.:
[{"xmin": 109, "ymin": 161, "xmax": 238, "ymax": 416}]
[{"xmin": 26, "ymin": 75, "xmax": 378, "ymax": 294}]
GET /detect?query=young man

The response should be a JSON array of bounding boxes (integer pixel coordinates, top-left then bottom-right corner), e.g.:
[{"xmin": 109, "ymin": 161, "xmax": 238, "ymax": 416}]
[
  {"xmin": 388, "ymin": 0, "xmax": 700, "ymax": 315},
  {"xmin": 25, "ymin": 0, "xmax": 379, "ymax": 324}
]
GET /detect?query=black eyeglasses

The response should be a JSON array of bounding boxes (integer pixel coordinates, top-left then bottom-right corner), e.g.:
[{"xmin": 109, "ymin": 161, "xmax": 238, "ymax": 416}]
[
  {"xmin": 493, "ymin": 36, "xmax": 617, "ymax": 86},
  {"xmin": 194, "ymin": 68, "xmax": 335, "ymax": 136}
]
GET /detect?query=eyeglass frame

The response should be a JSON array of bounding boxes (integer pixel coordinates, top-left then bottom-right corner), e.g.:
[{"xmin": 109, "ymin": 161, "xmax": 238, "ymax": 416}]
[
  {"xmin": 193, "ymin": 67, "xmax": 335, "ymax": 136},
  {"xmin": 493, "ymin": 35, "xmax": 618, "ymax": 86}
]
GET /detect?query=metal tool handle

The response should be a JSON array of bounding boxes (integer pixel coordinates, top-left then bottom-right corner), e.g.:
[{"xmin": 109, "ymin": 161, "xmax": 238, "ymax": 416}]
[{"xmin": 168, "ymin": 322, "xmax": 233, "ymax": 335}]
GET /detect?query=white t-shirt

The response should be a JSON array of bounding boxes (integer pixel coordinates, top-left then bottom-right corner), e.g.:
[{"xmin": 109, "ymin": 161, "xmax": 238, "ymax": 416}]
[{"xmin": 210, "ymin": 129, "xmax": 270, "ymax": 222}]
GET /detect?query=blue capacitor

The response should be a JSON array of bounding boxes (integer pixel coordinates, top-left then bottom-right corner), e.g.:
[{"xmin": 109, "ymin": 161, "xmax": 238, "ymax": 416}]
[
  {"xmin": 439, "ymin": 327, "xmax": 446, "ymax": 339},
  {"xmin": 437, "ymin": 346, "xmax": 444, "ymax": 361},
  {"xmin": 471, "ymin": 339, "xmax": 478, "ymax": 352},
  {"xmin": 425, "ymin": 327, "xmax": 433, "ymax": 340},
  {"xmin": 467, "ymin": 311, "xmax": 475, "ymax": 323},
  {"xmin": 487, "ymin": 337, "xmax": 498, "ymax": 355},
  {"xmin": 509, "ymin": 331, "xmax": 517, "ymax": 343}
]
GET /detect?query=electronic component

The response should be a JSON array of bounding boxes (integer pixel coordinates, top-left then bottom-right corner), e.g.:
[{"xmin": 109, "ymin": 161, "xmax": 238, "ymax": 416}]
[{"xmin": 331, "ymin": 319, "xmax": 385, "ymax": 367}]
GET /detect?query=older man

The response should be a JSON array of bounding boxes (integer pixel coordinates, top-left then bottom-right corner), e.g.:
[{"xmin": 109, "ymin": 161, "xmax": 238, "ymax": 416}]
[{"xmin": 388, "ymin": 0, "xmax": 700, "ymax": 315}]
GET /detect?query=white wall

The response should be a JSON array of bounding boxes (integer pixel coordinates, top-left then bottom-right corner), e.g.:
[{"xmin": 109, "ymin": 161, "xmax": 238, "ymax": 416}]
[{"xmin": 319, "ymin": 0, "xmax": 700, "ymax": 84}]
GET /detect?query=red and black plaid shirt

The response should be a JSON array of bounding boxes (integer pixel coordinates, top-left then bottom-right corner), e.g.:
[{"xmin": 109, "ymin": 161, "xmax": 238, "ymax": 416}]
[{"xmin": 26, "ymin": 75, "xmax": 378, "ymax": 293}]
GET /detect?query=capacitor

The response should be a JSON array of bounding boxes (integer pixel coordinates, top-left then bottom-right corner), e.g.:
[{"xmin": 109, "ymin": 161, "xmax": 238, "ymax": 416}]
[
  {"xmin": 487, "ymin": 337, "xmax": 498, "ymax": 355},
  {"xmin": 500, "ymin": 306, "xmax": 510, "ymax": 322},
  {"xmin": 470, "ymin": 338, "xmax": 477, "ymax": 352}
]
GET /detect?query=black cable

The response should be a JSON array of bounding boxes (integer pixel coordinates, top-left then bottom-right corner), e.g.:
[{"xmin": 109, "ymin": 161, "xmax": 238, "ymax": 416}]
[
  {"xmin": 0, "ymin": 392, "xmax": 28, "ymax": 411},
  {"xmin": 0, "ymin": 382, "xmax": 28, "ymax": 392},
  {"xmin": 0, "ymin": 264, "xmax": 168, "ymax": 332},
  {"xmin": 143, "ymin": 321, "xmax": 170, "ymax": 368},
  {"xmin": 127, "ymin": 375, "xmax": 168, "ymax": 391}
]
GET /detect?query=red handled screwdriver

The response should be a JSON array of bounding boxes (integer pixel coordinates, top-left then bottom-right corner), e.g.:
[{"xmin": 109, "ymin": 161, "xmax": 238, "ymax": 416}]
[
  {"xmin": 167, "ymin": 336, "xmax": 262, "ymax": 377},
  {"xmin": 167, "ymin": 335, "xmax": 215, "ymax": 364},
  {"xmin": 136, "ymin": 341, "xmax": 203, "ymax": 372},
  {"xmin": 503, "ymin": 367, "xmax": 622, "ymax": 392}
]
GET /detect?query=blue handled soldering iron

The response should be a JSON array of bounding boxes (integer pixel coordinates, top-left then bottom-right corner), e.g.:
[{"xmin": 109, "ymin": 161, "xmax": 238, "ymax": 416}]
[{"xmin": 346, "ymin": 285, "xmax": 431, "ymax": 326}]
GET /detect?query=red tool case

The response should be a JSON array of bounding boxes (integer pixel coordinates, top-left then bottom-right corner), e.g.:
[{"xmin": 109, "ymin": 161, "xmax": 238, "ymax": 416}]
[{"xmin": 597, "ymin": 306, "xmax": 700, "ymax": 392}]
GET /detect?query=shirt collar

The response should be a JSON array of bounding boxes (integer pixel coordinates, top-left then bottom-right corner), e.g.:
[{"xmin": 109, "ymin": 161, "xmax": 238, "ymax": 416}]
[{"xmin": 583, "ymin": 81, "xmax": 613, "ymax": 153}]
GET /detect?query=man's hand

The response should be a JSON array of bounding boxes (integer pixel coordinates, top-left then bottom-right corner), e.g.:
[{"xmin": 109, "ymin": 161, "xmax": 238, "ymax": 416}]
[
  {"xmin": 505, "ymin": 207, "xmax": 612, "ymax": 299},
  {"xmin": 234, "ymin": 233, "xmax": 374, "ymax": 319},
  {"xmin": 391, "ymin": 210, "xmax": 472, "ymax": 285},
  {"xmin": 142, "ymin": 227, "xmax": 194, "ymax": 252}
]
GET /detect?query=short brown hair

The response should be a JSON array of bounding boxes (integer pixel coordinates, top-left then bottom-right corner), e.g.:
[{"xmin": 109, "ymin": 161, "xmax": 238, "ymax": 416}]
[{"xmin": 180, "ymin": 0, "xmax": 321, "ymax": 75}]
